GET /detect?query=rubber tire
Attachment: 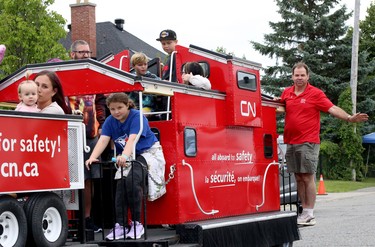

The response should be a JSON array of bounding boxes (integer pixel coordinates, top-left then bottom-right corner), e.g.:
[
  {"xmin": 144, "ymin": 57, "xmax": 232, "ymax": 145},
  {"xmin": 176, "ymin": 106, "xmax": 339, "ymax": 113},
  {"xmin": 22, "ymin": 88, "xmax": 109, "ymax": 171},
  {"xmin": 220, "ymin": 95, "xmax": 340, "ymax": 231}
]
[
  {"xmin": 0, "ymin": 196, "xmax": 27, "ymax": 247},
  {"xmin": 24, "ymin": 193, "xmax": 44, "ymax": 246},
  {"xmin": 27, "ymin": 192, "xmax": 68, "ymax": 247}
]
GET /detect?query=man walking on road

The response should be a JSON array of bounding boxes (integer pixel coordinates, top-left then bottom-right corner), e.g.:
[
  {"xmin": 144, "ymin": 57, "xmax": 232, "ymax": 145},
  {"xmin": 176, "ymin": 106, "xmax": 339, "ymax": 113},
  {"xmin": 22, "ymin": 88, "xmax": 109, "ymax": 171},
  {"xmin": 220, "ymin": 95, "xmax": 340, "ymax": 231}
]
[{"xmin": 279, "ymin": 62, "xmax": 368, "ymax": 226}]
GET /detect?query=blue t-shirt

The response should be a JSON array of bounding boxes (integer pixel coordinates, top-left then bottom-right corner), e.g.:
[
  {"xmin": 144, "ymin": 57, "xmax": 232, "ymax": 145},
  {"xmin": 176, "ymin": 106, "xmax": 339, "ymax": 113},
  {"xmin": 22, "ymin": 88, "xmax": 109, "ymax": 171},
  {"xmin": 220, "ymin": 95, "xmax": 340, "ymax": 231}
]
[{"xmin": 101, "ymin": 109, "xmax": 157, "ymax": 154}]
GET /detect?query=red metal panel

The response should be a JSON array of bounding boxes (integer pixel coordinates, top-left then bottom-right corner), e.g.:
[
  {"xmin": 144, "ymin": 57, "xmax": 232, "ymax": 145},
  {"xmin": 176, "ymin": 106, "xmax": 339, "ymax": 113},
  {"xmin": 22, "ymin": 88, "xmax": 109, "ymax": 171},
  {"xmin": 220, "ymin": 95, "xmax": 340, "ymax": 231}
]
[
  {"xmin": 174, "ymin": 45, "xmax": 229, "ymax": 92},
  {"xmin": 226, "ymin": 62, "xmax": 263, "ymax": 127},
  {"xmin": 173, "ymin": 92, "xmax": 226, "ymax": 128},
  {"xmin": 54, "ymin": 69, "xmax": 142, "ymax": 96},
  {"xmin": 145, "ymin": 93, "xmax": 280, "ymax": 225},
  {"xmin": 0, "ymin": 116, "xmax": 69, "ymax": 193},
  {"xmin": 146, "ymin": 120, "xmax": 181, "ymax": 223},
  {"xmin": 229, "ymin": 90, "xmax": 263, "ymax": 127},
  {"xmin": 106, "ymin": 50, "xmax": 131, "ymax": 72},
  {"xmin": 0, "ymin": 68, "xmax": 143, "ymax": 102},
  {"xmin": 146, "ymin": 126, "xmax": 280, "ymax": 224}
]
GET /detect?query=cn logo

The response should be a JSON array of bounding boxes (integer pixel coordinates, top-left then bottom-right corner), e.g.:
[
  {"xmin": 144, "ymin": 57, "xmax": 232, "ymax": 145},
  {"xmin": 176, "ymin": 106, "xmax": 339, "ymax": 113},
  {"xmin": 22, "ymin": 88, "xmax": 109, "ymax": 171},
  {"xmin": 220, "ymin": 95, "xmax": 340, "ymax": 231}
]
[{"xmin": 240, "ymin": 100, "xmax": 256, "ymax": 117}]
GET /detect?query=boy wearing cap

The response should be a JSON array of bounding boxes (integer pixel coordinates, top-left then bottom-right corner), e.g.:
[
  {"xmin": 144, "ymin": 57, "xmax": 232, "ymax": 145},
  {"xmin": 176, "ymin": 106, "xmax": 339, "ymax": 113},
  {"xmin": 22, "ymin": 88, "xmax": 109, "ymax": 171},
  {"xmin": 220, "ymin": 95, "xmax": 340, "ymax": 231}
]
[{"xmin": 156, "ymin": 29, "xmax": 178, "ymax": 82}]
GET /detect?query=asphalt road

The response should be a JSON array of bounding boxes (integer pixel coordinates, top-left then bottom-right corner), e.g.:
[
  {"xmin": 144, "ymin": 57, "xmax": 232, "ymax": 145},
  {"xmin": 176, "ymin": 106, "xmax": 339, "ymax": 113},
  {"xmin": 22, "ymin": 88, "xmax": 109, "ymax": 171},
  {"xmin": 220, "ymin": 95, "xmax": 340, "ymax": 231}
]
[
  {"xmin": 294, "ymin": 187, "xmax": 375, "ymax": 247},
  {"xmin": 64, "ymin": 187, "xmax": 375, "ymax": 247}
]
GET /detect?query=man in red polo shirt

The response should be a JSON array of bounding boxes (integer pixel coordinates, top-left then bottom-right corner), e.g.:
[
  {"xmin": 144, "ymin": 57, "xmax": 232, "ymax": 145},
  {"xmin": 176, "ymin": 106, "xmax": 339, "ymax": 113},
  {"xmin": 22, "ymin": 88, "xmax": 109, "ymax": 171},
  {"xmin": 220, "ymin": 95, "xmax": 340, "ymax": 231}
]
[{"xmin": 280, "ymin": 62, "xmax": 368, "ymax": 226}]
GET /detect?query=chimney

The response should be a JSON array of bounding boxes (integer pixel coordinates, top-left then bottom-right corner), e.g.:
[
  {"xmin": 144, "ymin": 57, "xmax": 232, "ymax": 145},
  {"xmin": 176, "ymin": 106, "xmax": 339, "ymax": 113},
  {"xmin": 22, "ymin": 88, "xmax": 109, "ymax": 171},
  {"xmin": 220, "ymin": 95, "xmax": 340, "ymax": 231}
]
[
  {"xmin": 70, "ymin": 1, "xmax": 97, "ymax": 58},
  {"xmin": 115, "ymin": 19, "xmax": 124, "ymax": 31}
]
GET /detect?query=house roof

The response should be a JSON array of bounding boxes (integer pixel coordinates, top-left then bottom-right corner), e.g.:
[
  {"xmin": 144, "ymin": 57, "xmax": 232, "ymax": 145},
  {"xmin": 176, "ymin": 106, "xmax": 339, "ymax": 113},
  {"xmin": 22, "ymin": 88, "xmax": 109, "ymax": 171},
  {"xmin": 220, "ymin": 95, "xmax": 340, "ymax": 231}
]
[{"xmin": 60, "ymin": 21, "xmax": 166, "ymax": 61}]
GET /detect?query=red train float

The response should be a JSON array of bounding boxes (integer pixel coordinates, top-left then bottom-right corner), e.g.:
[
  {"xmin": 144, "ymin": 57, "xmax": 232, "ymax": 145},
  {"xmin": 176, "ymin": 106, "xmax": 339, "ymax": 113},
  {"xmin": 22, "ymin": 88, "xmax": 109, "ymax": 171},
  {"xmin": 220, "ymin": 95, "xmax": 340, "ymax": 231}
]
[{"xmin": 0, "ymin": 44, "xmax": 299, "ymax": 246}]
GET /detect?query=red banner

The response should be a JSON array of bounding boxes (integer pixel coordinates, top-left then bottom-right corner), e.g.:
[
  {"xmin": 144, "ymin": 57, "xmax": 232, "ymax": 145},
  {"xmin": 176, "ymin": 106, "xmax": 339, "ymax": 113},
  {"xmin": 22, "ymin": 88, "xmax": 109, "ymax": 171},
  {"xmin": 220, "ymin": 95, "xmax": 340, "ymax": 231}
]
[{"xmin": 0, "ymin": 115, "xmax": 69, "ymax": 193}]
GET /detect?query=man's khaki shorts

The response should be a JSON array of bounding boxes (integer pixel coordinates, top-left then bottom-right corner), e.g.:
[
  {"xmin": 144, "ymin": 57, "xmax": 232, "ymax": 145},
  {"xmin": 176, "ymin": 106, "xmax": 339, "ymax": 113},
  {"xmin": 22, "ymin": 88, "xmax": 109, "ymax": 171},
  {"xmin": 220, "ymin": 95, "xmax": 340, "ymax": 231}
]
[{"xmin": 285, "ymin": 143, "xmax": 319, "ymax": 174}]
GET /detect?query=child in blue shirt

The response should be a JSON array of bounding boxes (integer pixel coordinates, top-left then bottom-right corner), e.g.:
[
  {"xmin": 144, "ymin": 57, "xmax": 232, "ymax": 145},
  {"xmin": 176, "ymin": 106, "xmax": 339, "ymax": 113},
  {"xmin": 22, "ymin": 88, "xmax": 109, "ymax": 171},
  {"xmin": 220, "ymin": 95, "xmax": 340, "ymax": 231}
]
[{"xmin": 86, "ymin": 92, "xmax": 166, "ymax": 240}]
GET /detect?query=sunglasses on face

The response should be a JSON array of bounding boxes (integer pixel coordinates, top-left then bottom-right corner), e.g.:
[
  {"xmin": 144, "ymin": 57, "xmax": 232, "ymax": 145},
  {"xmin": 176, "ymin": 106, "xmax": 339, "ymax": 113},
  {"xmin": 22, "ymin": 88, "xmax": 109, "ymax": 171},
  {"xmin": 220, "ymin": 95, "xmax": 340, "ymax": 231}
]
[{"xmin": 73, "ymin": 51, "xmax": 92, "ymax": 55}]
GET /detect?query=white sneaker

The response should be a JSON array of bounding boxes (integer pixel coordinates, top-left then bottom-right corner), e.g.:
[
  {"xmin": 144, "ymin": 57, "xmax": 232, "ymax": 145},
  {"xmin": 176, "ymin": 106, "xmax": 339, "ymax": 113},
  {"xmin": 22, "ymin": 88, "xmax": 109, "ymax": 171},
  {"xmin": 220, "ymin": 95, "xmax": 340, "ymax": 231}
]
[
  {"xmin": 297, "ymin": 212, "xmax": 316, "ymax": 226},
  {"xmin": 127, "ymin": 221, "xmax": 144, "ymax": 239},
  {"xmin": 105, "ymin": 223, "xmax": 127, "ymax": 241}
]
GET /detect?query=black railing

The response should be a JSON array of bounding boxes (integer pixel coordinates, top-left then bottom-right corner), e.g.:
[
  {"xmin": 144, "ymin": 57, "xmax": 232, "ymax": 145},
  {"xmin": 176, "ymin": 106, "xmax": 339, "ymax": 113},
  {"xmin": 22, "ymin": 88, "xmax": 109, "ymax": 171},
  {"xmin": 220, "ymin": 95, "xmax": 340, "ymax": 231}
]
[{"xmin": 80, "ymin": 159, "xmax": 148, "ymax": 244}]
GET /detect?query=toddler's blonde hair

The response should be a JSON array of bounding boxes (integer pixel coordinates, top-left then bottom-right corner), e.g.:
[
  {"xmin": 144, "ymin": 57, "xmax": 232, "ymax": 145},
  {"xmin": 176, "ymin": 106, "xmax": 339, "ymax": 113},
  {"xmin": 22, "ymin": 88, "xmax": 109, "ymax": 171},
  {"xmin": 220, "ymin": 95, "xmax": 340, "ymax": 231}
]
[{"xmin": 18, "ymin": 70, "xmax": 37, "ymax": 94}]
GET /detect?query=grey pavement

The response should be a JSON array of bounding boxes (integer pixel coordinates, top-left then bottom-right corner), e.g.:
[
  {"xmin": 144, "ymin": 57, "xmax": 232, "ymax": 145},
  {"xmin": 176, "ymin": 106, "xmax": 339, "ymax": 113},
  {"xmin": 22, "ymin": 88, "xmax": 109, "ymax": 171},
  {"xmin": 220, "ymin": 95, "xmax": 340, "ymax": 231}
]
[{"xmin": 294, "ymin": 187, "xmax": 375, "ymax": 247}]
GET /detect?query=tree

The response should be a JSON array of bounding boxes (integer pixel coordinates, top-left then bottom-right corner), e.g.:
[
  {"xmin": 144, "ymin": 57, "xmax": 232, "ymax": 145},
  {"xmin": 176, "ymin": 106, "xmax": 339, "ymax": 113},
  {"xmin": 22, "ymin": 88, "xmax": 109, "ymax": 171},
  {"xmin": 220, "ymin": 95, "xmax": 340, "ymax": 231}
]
[
  {"xmin": 215, "ymin": 46, "xmax": 246, "ymax": 61},
  {"xmin": 0, "ymin": 0, "xmax": 68, "ymax": 79},
  {"xmin": 251, "ymin": 0, "xmax": 353, "ymax": 104},
  {"xmin": 321, "ymin": 88, "xmax": 366, "ymax": 180},
  {"xmin": 251, "ymin": 0, "xmax": 374, "ymax": 180},
  {"xmin": 359, "ymin": 2, "xmax": 375, "ymax": 59},
  {"xmin": 216, "ymin": 46, "xmax": 235, "ymax": 57},
  {"xmin": 358, "ymin": 2, "xmax": 375, "ymax": 131}
]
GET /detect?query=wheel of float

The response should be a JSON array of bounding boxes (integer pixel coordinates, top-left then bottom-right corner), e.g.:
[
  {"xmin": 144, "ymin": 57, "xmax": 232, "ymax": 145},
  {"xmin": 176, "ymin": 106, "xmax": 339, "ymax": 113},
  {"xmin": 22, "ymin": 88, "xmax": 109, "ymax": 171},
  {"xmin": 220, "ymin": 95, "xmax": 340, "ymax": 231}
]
[
  {"xmin": 24, "ymin": 193, "xmax": 43, "ymax": 221},
  {"xmin": 24, "ymin": 193, "xmax": 44, "ymax": 246},
  {"xmin": 0, "ymin": 196, "xmax": 27, "ymax": 247},
  {"xmin": 28, "ymin": 192, "xmax": 68, "ymax": 247}
]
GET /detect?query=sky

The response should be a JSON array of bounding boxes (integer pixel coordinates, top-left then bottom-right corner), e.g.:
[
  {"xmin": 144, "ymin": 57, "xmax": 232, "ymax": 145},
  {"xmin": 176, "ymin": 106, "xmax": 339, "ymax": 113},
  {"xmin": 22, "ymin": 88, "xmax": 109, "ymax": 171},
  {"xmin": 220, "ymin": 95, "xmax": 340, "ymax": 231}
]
[{"xmin": 49, "ymin": 0, "xmax": 373, "ymax": 68}]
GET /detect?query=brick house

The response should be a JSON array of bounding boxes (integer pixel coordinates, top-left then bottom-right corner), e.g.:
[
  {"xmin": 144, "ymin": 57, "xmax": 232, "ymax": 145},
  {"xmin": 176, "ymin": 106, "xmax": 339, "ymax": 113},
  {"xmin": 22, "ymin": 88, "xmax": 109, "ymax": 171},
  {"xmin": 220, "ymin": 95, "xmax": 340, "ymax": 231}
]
[{"xmin": 60, "ymin": 1, "xmax": 165, "ymax": 62}]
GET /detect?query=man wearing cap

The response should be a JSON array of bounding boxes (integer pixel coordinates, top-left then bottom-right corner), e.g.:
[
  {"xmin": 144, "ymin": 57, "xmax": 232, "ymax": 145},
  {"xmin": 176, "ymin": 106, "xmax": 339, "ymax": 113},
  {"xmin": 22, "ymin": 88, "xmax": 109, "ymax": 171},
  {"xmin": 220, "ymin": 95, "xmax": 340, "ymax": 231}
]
[{"xmin": 156, "ymin": 29, "xmax": 178, "ymax": 82}]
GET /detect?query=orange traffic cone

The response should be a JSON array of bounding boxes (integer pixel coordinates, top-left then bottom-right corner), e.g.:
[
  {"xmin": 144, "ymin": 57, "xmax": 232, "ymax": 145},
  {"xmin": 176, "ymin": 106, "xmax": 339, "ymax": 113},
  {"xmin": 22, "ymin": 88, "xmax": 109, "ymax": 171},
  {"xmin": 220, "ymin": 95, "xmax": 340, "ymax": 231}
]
[{"xmin": 317, "ymin": 174, "xmax": 327, "ymax": 195}]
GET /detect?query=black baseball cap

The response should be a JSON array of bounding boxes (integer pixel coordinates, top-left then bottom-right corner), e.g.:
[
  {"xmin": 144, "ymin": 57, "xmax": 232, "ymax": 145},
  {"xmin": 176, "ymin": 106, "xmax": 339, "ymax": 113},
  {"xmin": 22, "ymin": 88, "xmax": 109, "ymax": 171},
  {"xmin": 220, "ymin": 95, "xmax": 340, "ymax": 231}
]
[{"xmin": 156, "ymin": 29, "xmax": 177, "ymax": 41}]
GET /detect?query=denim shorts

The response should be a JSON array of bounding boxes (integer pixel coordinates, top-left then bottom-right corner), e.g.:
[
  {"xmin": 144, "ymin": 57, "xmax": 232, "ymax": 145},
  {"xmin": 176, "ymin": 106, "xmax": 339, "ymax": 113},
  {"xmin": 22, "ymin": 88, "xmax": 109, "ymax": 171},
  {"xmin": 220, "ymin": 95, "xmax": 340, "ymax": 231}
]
[{"xmin": 285, "ymin": 143, "xmax": 320, "ymax": 174}]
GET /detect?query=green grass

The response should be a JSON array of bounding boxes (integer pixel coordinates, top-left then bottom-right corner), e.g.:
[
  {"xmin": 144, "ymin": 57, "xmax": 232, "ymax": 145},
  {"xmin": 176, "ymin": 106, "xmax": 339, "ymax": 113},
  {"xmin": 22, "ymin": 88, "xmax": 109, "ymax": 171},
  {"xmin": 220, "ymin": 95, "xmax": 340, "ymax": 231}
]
[{"xmin": 318, "ymin": 177, "xmax": 375, "ymax": 193}]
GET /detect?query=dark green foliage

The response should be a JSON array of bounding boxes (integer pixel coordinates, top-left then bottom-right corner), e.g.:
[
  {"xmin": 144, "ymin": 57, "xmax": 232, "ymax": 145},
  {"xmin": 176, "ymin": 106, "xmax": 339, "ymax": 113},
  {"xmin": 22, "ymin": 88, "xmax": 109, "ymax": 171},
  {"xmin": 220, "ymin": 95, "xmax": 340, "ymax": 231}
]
[
  {"xmin": 337, "ymin": 88, "xmax": 365, "ymax": 180},
  {"xmin": 319, "ymin": 140, "xmax": 341, "ymax": 179},
  {"xmin": 360, "ymin": 2, "xmax": 375, "ymax": 59},
  {"xmin": 253, "ymin": 0, "xmax": 375, "ymax": 180},
  {"xmin": 320, "ymin": 89, "xmax": 365, "ymax": 180},
  {"xmin": 357, "ymin": 2, "xmax": 375, "ymax": 133},
  {"xmin": 252, "ymin": 0, "xmax": 353, "ymax": 104}
]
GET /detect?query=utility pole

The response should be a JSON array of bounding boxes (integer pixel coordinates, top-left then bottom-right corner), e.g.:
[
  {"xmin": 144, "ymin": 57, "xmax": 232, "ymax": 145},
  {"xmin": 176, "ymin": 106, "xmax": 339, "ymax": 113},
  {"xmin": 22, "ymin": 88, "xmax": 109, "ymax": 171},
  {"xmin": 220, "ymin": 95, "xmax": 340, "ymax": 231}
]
[
  {"xmin": 351, "ymin": 0, "xmax": 360, "ymax": 123},
  {"xmin": 350, "ymin": 0, "xmax": 361, "ymax": 181}
]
